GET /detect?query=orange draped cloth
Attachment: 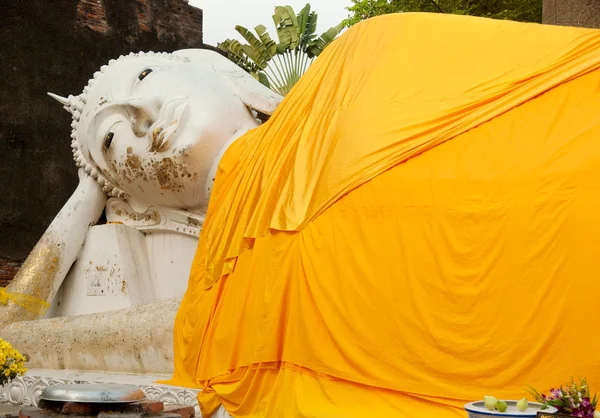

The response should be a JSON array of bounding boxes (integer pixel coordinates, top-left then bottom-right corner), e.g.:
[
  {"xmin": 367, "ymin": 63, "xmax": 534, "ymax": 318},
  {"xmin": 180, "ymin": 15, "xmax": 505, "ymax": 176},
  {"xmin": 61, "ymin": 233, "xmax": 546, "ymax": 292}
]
[{"xmin": 163, "ymin": 13, "xmax": 600, "ymax": 417}]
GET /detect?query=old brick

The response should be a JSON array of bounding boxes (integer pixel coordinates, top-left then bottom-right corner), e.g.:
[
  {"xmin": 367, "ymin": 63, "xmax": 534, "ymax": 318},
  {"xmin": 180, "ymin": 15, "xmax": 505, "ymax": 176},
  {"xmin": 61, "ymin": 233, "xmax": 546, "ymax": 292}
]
[
  {"xmin": 72, "ymin": 0, "xmax": 205, "ymax": 45},
  {"xmin": 0, "ymin": 258, "xmax": 23, "ymax": 286},
  {"xmin": 163, "ymin": 405, "xmax": 194, "ymax": 418},
  {"xmin": 61, "ymin": 402, "xmax": 98, "ymax": 416},
  {"xmin": 76, "ymin": 0, "xmax": 109, "ymax": 33}
]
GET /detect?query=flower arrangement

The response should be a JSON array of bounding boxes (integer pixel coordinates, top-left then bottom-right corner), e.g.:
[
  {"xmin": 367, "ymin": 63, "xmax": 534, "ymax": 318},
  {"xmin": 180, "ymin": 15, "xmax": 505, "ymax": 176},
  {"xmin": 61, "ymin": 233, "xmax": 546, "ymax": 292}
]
[
  {"xmin": 526, "ymin": 377, "xmax": 597, "ymax": 417},
  {"xmin": 0, "ymin": 338, "xmax": 27, "ymax": 387}
]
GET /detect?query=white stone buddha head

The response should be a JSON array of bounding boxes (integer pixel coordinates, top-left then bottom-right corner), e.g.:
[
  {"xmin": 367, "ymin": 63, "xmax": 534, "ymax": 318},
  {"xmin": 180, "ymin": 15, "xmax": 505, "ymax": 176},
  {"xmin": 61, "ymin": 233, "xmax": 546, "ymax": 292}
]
[{"xmin": 49, "ymin": 49, "xmax": 282, "ymax": 212}]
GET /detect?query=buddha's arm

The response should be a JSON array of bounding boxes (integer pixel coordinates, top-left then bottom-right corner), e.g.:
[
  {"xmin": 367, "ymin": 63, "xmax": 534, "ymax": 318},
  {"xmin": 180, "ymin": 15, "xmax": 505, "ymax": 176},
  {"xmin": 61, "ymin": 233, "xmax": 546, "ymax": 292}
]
[{"xmin": 0, "ymin": 171, "xmax": 106, "ymax": 328}]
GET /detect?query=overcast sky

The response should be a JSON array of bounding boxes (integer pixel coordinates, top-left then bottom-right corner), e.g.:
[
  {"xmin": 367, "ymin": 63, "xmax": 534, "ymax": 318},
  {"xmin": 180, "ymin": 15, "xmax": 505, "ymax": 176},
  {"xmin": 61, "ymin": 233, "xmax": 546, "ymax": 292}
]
[{"xmin": 189, "ymin": 0, "xmax": 353, "ymax": 46}]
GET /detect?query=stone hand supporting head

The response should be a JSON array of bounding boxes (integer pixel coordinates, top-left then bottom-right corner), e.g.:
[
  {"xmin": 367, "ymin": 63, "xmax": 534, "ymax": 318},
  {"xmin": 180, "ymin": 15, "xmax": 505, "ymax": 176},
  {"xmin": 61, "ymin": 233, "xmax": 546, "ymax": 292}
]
[
  {"xmin": 50, "ymin": 49, "xmax": 283, "ymax": 213},
  {"xmin": 0, "ymin": 170, "xmax": 106, "ymax": 329}
]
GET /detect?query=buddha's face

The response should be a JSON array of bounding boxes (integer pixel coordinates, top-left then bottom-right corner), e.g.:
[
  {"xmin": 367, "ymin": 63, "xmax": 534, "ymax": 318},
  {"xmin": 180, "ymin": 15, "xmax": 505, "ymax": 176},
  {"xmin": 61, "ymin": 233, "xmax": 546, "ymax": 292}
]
[{"xmin": 73, "ymin": 50, "xmax": 280, "ymax": 211}]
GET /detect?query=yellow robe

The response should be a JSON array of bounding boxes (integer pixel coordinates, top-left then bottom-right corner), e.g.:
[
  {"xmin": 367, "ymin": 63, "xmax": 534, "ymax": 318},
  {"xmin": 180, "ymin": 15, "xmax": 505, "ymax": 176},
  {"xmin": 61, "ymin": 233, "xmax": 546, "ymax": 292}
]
[{"xmin": 163, "ymin": 13, "xmax": 600, "ymax": 417}]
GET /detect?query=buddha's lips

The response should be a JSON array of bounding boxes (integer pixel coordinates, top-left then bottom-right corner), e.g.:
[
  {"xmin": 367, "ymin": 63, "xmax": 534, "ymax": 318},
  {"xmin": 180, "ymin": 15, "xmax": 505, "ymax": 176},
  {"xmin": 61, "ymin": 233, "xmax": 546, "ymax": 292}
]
[{"xmin": 149, "ymin": 98, "xmax": 188, "ymax": 153}]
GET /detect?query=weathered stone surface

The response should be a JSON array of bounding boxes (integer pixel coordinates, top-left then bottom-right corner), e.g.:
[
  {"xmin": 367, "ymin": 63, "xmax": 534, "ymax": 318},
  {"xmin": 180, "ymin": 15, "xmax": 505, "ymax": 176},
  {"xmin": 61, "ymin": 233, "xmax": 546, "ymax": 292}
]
[
  {"xmin": 17, "ymin": 406, "xmax": 40, "ymax": 418},
  {"xmin": 17, "ymin": 407, "xmax": 57, "ymax": 418},
  {"xmin": 1, "ymin": 298, "xmax": 179, "ymax": 374},
  {"xmin": 0, "ymin": 403, "xmax": 20, "ymax": 418},
  {"xmin": 543, "ymin": 0, "xmax": 600, "ymax": 28},
  {"xmin": 17, "ymin": 407, "xmax": 92, "ymax": 418},
  {"xmin": 123, "ymin": 401, "xmax": 164, "ymax": 416},
  {"xmin": 162, "ymin": 405, "xmax": 194, "ymax": 418},
  {"xmin": 3, "ymin": 401, "xmax": 190, "ymax": 418},
  {"xmin": 158, "ymin": 414, "xmax": 182, "ymax": 418},
  {"xmin": 97, "ymin": 413, "xmax": 142, "ymax": 418}
]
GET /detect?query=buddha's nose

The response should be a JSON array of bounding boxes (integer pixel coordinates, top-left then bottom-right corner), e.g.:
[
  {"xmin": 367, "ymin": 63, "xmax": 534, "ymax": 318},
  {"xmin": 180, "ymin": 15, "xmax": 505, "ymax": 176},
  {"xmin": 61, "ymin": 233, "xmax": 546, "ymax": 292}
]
[{"xmin": 124, "ymin": 97, "xmax": 161, "ymax": 137}]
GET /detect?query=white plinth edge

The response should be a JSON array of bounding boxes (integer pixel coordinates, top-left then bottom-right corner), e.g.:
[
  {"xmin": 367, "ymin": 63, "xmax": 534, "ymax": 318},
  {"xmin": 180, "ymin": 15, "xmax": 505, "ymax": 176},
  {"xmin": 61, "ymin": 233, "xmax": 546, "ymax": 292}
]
[{"xmin": 0, "ymin": 369, "xmax": 231, "ymax": 418}]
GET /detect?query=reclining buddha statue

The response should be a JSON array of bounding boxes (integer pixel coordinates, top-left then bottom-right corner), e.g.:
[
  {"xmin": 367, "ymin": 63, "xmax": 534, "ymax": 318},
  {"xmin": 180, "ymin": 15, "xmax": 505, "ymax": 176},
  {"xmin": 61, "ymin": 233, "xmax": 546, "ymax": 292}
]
[
  {"xmin": 0, "ymin": 49, "xmax": 281, "ymax": 374},
  {"xmin": 4, "ymin": 12, "xmax": 600, "ymax": 418}
]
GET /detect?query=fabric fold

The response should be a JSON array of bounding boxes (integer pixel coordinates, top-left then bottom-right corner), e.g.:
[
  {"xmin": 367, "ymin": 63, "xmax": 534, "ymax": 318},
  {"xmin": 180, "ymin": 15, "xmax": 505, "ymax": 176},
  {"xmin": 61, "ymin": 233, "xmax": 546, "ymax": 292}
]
[
  {"xmin": 165, "ymin": 12, "xmax": 600, "ymax": 418},
  {"xmin": 199, "ymin": 13, "xmax": 600, "ymax": 289}
]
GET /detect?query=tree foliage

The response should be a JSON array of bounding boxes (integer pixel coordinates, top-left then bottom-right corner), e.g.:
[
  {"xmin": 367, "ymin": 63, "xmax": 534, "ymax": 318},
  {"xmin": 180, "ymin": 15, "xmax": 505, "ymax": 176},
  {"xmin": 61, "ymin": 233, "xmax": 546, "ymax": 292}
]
[
  {"xmin": 346, "ymin": 0, "xmax": 542, "ymax": 26},
  {"xmin": 218, "ymin": 4, "xmax": 346, "ymax": 96}
]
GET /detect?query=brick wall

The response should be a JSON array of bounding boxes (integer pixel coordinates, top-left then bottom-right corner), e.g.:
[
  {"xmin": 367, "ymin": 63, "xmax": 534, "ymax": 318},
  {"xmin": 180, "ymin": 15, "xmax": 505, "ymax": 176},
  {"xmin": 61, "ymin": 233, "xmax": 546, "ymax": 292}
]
[
  {"xmin": 151, "ymin": 0, "xmax": 203, "ymax": 46},
  {"xmin": 77, "ymin": 0, "xmax": 110, "ymax": 33},
  {"xmin": 0, "ymin": 259, "xmax": 22, "ymax": 288},
  {"xmin": 136, "ymin": 0, "xmax": 151, "ymax": 32},
  {"xmin": 75, "ymin": 0, "xmax": 203, "ymax": 45}
]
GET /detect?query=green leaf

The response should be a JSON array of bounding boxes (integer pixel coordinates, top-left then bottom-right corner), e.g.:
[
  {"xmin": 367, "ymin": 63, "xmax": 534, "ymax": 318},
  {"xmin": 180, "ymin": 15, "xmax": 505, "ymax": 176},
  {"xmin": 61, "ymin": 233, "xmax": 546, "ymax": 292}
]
[
  {"xmin": 297, "ymin": 4, "xmax": 310, "ymax": 46},
  {"xmin": 257, "ymin": 72, "xmax": 270, "ymax": 87},
  {"xmin": 218, "ymin": 3, "xmax": 345, "ymax": 96},
  {"xmin": 306, "ymin": 20, "xmax": 346, "ymax": 58},
  {"xmin": 273, "ymin": 5, "xmax": 300, "ymax": 52},
  {"xmin": 241, "ymin": 44, "xmax": 266, "ymax": 69},
  {"xmin": 255, "ymin": 24, "xmax": 277, "ymax": 58},
  {"xmin": 250, "ymin": 71, "xmax": 270, "ymax": 88},
  {"xmin": 235, "ymin": 25, "xmax": 271, "ymax": 68},
  {"xmin": 217, "ymin": 38, "xmax": 260, "ymax": 73}
]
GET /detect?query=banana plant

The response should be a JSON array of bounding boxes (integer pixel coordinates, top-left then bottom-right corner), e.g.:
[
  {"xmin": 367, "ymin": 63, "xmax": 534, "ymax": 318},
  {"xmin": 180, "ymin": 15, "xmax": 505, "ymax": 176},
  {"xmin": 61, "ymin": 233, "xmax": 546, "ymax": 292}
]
[
  {"xmin": 217, "ymin": 38, "xmax": 271, "ymax": 88},
  {"xmin": 218, "ymin": 4, "xmax": 347, "ymax": 96}
]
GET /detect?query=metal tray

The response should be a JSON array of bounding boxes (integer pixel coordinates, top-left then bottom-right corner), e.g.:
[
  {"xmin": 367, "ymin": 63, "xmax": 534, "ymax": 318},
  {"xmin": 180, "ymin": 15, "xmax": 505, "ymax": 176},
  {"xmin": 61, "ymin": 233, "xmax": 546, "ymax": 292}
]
[{"xmin": 40, "ymin": 384, "xmax": 146, "ymax": 404}]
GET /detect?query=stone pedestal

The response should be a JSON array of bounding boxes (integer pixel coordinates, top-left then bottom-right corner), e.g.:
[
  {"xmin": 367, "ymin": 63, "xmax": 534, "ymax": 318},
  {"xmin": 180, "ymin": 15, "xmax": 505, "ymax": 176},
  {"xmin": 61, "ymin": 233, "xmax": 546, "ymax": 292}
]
[
  {"xmin": 3, "ymin": 299, "xmax": 178, "ymax": 374},
  {"xmin": 543, "ymin": 0, "xmax": 600, "ymax": 28}
]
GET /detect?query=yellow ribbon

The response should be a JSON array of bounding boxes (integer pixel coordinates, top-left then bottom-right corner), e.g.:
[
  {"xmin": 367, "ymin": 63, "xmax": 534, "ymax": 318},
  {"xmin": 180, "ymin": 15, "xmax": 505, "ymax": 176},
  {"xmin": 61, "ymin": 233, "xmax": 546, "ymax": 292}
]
[{"xmin": 0, "ymin": 287, "xmax": 50, "ymax": 316}]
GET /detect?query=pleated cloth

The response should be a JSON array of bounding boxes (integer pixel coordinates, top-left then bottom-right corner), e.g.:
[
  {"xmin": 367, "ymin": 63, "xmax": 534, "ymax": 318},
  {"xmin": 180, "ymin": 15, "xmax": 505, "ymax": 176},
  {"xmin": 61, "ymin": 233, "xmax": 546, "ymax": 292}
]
[{"xmin": 162, "ymin": 13, "xmax": 600, "ymax": 417}]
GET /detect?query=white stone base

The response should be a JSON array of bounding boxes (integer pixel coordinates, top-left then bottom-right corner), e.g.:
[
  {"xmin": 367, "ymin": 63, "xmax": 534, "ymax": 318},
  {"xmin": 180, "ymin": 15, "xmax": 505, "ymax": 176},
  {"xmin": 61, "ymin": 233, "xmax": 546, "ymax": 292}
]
[
  {"xmin": 47, "ymin": 224, "xmax": 198, "ymax": 318},
  {"xmin": 0, "ymin": 369, "xmax": 231, "ymax": 418}
]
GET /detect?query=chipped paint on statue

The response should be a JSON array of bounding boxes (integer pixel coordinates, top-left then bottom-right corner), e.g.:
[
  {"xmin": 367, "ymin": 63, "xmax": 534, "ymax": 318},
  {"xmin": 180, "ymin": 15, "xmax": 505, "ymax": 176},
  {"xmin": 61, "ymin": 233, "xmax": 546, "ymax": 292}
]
[
  {"xmin": 0, "ymin": 49, "xmax": 282, "ymax": 332},
  {"xmin": 49, "ymin": 49, "xmax": 281, "ymax": 213}
]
